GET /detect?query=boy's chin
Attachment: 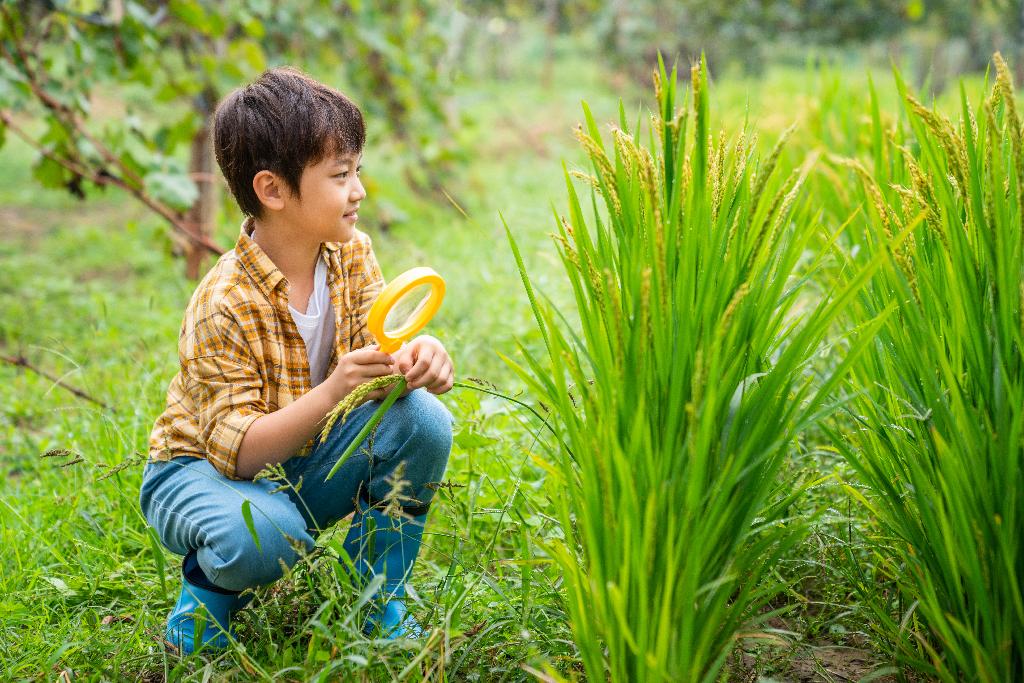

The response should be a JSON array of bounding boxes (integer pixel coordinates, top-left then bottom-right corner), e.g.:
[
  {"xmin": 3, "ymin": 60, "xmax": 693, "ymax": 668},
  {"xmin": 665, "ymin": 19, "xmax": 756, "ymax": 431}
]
[{"xmin": 333, "ymin": 224, "xmax": 356, "ymax": 242}]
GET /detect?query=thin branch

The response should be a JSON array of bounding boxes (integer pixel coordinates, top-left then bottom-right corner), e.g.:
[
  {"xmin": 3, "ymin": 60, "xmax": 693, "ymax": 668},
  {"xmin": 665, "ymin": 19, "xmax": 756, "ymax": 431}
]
[
  {"xmin": 0, "ymin": 109, "xmax": 222, "ymax": 255},
  {"xmin": 49, "ymin": 4, "xmax": 119, "ymax": 28},
  {"xmin": 0, "ymin": 28, "xmax": 146, "ymax": 189},
  {"xmin": 189, "ymin": 171, "xmax": 220, "ymax": 183},
  {"xmin": 0, "ymin": 109, "xmax": 97, "ymax": 179},
  {"xmin": 0, "ymin": 353, "xmax": 115, "ymax": 412},
  {"xmin": 0, "ymin": 10, "xmax": 223, "ymax": 256},
  {"xmin": 0, "ymin": 5, "xmax": 38, "ymax": 83}
]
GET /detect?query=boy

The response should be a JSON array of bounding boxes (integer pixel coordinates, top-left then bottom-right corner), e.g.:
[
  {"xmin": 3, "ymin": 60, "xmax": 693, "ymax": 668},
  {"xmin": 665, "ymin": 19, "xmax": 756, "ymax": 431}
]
[{"xmin": 139, "ymin": 67, "xmax": 455, "ymax": 655}]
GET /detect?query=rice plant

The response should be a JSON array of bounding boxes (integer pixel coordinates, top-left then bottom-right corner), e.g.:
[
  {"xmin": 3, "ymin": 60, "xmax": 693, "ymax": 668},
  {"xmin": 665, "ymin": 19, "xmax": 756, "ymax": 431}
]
[
  {"xmin": 832, "ymin": 53, "xmax": 1024, "ymax": 681},
  {"xmin": 504, "ymin": 57, "xmax": 883, "ymax": 682}
]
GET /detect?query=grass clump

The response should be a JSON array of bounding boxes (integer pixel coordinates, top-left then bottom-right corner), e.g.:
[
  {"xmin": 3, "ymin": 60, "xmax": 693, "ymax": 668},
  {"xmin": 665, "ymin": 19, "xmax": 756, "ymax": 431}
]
[
  {"xmin": 505, "ymin": 56, "xmax": 881, "ymax": 682},
  {"xmin": 833, "ymin": 53, "xmax": 1024, "ymax": 681}
]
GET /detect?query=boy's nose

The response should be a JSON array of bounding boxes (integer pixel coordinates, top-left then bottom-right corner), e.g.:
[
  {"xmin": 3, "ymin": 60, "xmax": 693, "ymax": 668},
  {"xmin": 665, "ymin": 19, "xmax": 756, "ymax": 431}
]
[{"xmin": 352, "ymin": 178, "xmax": 367, "ymax": 201}]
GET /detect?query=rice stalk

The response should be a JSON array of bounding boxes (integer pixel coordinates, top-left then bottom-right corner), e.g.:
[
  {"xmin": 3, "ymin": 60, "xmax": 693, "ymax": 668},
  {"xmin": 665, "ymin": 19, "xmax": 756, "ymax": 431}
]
[
  {"xmin": 832, "ymin": 53, "xmax": 1024, "ymax": 682},
  {"xmin": 750, "ymin": 124, "xmax": 795, "ymax": 214},
  {"xmin": 573, "ymin": 124, "xmax": 620, "ymax": 216},
  {"xmin": 504, "ymin": 54, "xmax": 882, "ymax": 682},
  {"xmin": 994, "ymin": 53, "xmax": 1024, "ymax": 214},
  {"xmin": 568, "ymin": 169, "xmax": 600, "ymax": 192},
  {"xmin": 319, "ymin": 374, "xmax": 404, "ymax": 444},
  {"xmin": 838, "ymin": 156, "xmax": 919, "ymax": 299}
]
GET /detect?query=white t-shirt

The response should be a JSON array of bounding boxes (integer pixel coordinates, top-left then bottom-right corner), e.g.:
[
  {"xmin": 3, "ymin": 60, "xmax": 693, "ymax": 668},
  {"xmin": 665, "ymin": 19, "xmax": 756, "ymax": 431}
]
[{"xmin": 288, "ymin": 256, "xmax": 335, "ymax": 387}]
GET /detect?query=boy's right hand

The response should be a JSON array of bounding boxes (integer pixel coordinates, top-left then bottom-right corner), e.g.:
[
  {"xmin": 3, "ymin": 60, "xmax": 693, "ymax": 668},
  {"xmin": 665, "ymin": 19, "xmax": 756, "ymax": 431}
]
[{"xmin": 327, "ymin": 345, "xmax": 397, "ymax": 403}]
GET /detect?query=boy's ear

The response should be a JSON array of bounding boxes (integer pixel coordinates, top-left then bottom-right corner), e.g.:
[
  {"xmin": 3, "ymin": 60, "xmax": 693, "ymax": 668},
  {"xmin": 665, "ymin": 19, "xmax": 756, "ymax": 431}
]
[{"xmin": 252, "ymin": 170, "xmax": 286, "ymax": 212}]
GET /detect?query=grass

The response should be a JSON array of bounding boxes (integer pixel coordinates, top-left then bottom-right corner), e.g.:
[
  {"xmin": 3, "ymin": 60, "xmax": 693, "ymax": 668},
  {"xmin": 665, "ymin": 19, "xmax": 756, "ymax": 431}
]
[
  {"xmin": 0, "ymin": 201, "xmax": 575, "ymax": 680},
  {"xmin": 502, "ymin": 56, "xmax": 893, "ymax": 682},
  {"xmin": 829, "ymin": 54, "xmax": 1024, "ymax": 681},
  {"xmin": 0, "ymin": 44, "xmax": 599, "ymax": 681},
  {"xmin": 2, "ymin": 31, "xmax": 1017, "ymax": 681}
]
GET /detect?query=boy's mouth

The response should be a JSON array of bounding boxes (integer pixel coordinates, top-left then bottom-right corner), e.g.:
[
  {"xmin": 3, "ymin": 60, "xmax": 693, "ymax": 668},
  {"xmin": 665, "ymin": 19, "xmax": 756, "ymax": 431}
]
[{"xmin": 343, "ymin": 206, "xmax": 359, "ymax": 221}]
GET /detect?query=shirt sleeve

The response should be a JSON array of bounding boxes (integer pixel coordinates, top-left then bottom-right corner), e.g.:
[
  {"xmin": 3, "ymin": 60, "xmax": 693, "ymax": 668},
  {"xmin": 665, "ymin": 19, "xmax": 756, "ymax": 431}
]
[
  {"xmin": 349, "ymin": 236, "xmax": 386, "ymax": 351},
  {"xmin": 181, "ymin": 307, "xmax": 266, "ymax": 480}
]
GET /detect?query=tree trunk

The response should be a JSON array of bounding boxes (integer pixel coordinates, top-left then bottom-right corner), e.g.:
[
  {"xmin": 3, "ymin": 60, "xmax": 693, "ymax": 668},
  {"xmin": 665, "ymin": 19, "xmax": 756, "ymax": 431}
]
[
  {"xmin": 1017, "ymin": 0, "xmax": 1024, "ymax": 87},
  {"xmin": 611, "ymin": 0, "xmax": 628, "ymax": 63},
  {"xmin": 542, "ymin": 0, "xmax": 559, "ymax": 88},
  {"xmin": 183, "ymin": 89, "xmax": 218, "ymax": 280}
]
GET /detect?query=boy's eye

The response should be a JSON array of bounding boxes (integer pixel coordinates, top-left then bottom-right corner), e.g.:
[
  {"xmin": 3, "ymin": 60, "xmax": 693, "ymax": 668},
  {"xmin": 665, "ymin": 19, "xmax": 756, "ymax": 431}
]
[{"xmin": 335, "ymin": 166, "xmax": 362, "ymax": 179}]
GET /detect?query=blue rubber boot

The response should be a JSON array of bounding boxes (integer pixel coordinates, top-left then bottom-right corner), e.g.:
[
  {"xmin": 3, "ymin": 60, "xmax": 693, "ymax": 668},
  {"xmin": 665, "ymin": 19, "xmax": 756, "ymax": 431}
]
[
  {"xmin": 342, "ymin": 507, "xmax": 428, "ymax": 639},
  {"xmin": 164, "ymin": 552, "xmax": 253, "ymax": 655}
]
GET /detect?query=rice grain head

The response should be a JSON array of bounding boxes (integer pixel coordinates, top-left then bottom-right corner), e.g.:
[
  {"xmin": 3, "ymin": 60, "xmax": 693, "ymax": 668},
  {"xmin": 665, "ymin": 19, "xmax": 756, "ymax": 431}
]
[
  {"xmin": 840, "ymin": 157, "xmax": 918, "ymax": 298},
  {"xmin": 894, "ymin": 142, "xmax": 946, "ymax": 249},
  {"xmin": 612, "ymin": 128, "xmax": 636, "ymax": 175},
  {"xmin": 750, "ymin": 125, "xmax": 795, "ymax": 214},
  {"xmin": 569, "ymin": 169, "xmax": 601, "ymax": 192},
  {"xmin": 320, "ymin": 374, "xmax": 404, "ymax": 443},
  {"xmin": 993, "ymin": 52, "xmax": 1024, "ymax": 201},
  {"xmin": 984, "ymin": 99, "xmax": 1000, "ymax": 236},
  {"xmin": 906, "ymin": 94, "xmax": 968, "ymax": 191},
  {"xmin": 720, "ymin": 282, "xmax": 750, "ymax": 335},
  {"xmin": 574, "ymin": 125, "xmax": 621, "ymax": 216}
]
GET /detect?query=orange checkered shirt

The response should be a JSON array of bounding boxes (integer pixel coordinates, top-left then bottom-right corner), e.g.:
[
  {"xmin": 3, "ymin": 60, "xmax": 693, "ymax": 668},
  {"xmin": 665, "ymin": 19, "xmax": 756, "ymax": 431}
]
[{"xmin": 147, "ymin": 218, "xmax": 385, "ymax": 480}]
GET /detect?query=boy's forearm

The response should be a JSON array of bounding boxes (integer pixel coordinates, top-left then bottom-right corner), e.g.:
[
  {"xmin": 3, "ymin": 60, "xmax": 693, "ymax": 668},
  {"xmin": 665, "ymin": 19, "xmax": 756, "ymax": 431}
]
[{"xmin": 234, "ymin": 381, "xmax": 342, "ymax": 480}]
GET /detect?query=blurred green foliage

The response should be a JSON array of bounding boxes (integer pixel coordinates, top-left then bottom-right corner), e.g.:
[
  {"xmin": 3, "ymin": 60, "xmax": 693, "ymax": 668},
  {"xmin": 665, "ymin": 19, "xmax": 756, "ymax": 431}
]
[
  {"xmin": 1, "ymin": 0, "xmax": 1020, "ymax": 264},
  {"xmin": 0, "ymin": 0, "xmax": 460, "ymax": 263}
]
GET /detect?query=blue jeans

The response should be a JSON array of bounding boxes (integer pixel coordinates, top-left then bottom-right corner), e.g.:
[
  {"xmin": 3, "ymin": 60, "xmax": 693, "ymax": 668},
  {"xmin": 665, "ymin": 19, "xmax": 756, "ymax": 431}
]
[{"xmin": 139, "ymin": 389, "xmax": 454, "ymax": 592}]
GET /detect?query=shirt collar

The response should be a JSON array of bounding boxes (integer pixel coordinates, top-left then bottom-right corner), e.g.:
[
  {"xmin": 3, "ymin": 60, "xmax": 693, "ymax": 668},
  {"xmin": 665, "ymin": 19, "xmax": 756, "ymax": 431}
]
[
  {"xmin": 235, "ymin": 217, "xmax": 343, "ymax": 299},
  {"xmin": 235, "ymin": 217, "xmax": 284, "ymax": 299}
]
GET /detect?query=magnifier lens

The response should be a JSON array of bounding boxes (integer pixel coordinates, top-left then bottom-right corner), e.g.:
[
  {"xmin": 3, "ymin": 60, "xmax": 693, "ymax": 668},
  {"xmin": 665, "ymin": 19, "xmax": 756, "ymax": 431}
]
[{"xmin": 383, "ymin": 283, "xmax": 434, "ymax": 336}]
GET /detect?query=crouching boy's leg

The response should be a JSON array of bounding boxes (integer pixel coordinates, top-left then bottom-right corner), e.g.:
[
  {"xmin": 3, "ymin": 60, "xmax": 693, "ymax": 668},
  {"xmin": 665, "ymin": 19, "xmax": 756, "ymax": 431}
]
[
  {"xmin": 139, "ymin": 456, "xmax": 316, "ymax": 654},
  {"xmin": 283, "ymin": 387, "xmax": 454, "ymax": 638}
]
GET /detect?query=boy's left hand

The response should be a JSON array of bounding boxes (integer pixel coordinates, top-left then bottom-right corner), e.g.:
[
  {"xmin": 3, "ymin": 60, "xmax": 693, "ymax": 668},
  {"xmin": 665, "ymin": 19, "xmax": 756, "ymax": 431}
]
[{"xmin": 393, "ymin": 335, "xmax": 454, "ymax": 395}]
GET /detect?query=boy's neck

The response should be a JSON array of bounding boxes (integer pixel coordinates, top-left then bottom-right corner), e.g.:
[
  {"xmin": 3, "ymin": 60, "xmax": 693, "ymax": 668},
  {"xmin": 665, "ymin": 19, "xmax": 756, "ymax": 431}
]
[{"xmin": 249, "ymin": 216, "xmax": 321, "ymax": 287}]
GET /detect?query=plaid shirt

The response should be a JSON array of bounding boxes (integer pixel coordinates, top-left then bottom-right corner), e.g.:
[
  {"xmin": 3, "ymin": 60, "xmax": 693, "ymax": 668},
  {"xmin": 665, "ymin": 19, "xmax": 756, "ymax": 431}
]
[{"xmin": 147, "ymin": 218, "xmax": 385, "ymax": 480}]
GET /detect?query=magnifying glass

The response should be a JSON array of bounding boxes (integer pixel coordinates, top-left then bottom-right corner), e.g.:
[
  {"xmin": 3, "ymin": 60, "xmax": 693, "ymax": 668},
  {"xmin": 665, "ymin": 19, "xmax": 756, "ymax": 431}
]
[
  {"xmin": 325, "ymin": 267, "xmax": 446, "ymax": 481},
  {"xmin": 366, "ymin": 266, "xmax": 446, "ymax": 353}
]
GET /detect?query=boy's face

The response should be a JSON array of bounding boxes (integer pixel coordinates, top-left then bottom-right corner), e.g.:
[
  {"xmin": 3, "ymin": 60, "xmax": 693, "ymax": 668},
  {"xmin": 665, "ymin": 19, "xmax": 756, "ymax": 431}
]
[{"xmin": 287, "ymin": 150, "xmax": 365, "ymax": 243}]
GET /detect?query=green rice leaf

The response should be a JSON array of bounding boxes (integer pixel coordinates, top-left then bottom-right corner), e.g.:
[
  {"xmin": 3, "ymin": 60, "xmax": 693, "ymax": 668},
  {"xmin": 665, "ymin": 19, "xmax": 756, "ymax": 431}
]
[{"xmin": 241, "ymin": 499, "xmax": 261, "ymax": 553}]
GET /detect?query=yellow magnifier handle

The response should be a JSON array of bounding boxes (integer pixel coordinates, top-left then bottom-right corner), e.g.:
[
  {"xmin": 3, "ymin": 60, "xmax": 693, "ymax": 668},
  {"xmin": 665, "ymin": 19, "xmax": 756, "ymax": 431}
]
[{"xmin": 366, "ymin": 266, "xmax": 446, "ymax": 354}]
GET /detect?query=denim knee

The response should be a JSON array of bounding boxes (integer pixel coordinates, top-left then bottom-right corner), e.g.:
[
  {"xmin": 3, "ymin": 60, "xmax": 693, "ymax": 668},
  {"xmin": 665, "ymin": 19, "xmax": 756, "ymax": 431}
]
[
  {"xmin": 207, "ymin": 505, "xmax": 315, "ymax": 591},
  {"xmin": 394, "ymin": 389, "xmax": 453, "ymax": 456},
  {"xmin": 369, "ymin": 389, "xmax": 454, "ymax": 506}
]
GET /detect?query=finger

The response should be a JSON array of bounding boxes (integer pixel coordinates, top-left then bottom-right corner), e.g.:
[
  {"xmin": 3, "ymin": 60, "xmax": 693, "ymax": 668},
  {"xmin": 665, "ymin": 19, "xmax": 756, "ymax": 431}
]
[
  {"xmin": 396, "ymin": 347, "xmax": 416, "ymax": 374},
  {"xmin": 356, "ymin": 362, "xmax": 397, "ymax": 379},
  {"xmin": 431, "ymin": 373, "xmax": 453, "ymax": 395},
  {"xmin": 414, "ymin": 353, "xmax": 447, "ymax": 391},
  {"xmin": 370, "ymin": 384, "xmax": 399, "ymax": 401},
  {"xmin": 426, "ymin": 359, "xmax": 452, "ymax": 392},
  {"xmin": 442, "ymin": 361, "xmax": 455, "ymax": 393},
  {"xmin": 428, "ymin": 372, "xmax": 453, "ymax": 395},
  {"xmin": 404, "ymin": 350, "xmax": 434, "ymax": 387},
  {"xmin": 412, "ymin": 352, "xmax": 445, "ymax": 390},
  {"xmin": 351, "ymin": 349, "xmax": 395, "ymax": 366}
]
